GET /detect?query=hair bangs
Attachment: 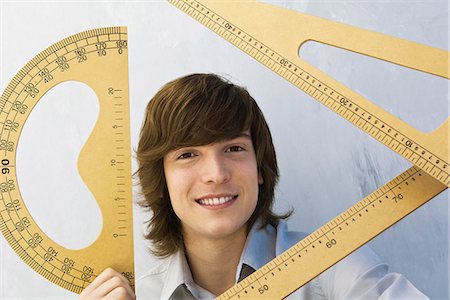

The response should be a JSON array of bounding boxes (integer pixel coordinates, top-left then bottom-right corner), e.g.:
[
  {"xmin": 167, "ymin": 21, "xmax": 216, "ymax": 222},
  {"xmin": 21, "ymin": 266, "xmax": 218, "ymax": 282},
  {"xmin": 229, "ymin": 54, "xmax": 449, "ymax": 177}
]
[{"xmin": 165, "ymin": 83, "xmax": 253, "ymax": 150}]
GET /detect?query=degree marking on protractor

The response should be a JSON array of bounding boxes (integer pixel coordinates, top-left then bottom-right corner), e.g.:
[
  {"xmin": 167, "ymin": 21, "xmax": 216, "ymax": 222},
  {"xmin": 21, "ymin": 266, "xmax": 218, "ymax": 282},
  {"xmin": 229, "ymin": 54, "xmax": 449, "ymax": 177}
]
[
  {"xmin": 0, "ymin": 27, "xmax": 134, "ymax": 294},
  {"xmin": 169, "ymin": 0, "xmax": 449, "ymax": 187}
]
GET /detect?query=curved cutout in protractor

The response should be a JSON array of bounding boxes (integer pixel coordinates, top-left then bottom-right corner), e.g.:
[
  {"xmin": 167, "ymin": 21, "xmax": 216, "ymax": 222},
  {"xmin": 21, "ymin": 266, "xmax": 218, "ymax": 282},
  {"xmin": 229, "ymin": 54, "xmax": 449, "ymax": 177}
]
[
  {"xmin": 0, "ymin": 27, "xmax": 134, "ymax": 294},
  {"xmin": 16, "ymin": 80, "xmax": 102, "ymax": 251}
]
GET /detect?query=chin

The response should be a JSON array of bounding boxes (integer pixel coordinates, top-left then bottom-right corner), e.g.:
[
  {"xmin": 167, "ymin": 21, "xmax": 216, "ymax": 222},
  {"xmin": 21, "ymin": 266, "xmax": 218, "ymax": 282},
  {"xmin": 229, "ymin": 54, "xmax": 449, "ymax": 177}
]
[{"xmin": 201, "ymin": 217, "xmax": 248, "ymax": 239}]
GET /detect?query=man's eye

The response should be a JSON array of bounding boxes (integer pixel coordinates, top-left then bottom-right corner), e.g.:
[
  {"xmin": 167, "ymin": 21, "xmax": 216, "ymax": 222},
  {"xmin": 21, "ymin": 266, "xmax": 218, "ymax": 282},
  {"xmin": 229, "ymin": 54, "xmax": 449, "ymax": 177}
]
[
  {"xmin": 178, "ymin": 152, "xmax": 195, "ymax": 159},
  {"xmin": 226, "ymin": 146, "xmax": 244, "ymax": 152}
]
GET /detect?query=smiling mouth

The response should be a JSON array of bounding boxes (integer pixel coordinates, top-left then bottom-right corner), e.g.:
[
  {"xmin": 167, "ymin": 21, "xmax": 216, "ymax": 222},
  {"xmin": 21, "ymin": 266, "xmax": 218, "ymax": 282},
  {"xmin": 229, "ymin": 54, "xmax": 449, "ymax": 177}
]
[{"xmin": 196, "ymin": 195, "xmax": 238, "ymax": 206}]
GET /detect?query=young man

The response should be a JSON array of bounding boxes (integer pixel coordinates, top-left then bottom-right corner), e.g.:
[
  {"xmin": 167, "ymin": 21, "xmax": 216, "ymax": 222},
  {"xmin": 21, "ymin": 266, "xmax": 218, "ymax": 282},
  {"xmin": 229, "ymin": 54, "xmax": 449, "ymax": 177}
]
[{"xmin": 81, "ymin": 74, "xmax": 427, "ymax": 299}]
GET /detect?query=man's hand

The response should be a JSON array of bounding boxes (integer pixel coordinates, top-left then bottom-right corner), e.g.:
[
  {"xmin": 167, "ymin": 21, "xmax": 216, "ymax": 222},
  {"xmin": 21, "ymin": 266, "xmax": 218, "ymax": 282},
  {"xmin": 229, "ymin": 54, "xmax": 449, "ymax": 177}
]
[{"xmin": 80, "ymin": 268, "xmax": 136, "ymax": 300}]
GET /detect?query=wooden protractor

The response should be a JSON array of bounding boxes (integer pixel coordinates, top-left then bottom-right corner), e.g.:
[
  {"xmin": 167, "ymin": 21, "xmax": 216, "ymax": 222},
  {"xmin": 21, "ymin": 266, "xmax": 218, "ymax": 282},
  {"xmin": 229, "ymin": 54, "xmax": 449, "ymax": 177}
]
[{"xmin": 0, "ymin": 27, "xmax": 134, "ymax": 294}]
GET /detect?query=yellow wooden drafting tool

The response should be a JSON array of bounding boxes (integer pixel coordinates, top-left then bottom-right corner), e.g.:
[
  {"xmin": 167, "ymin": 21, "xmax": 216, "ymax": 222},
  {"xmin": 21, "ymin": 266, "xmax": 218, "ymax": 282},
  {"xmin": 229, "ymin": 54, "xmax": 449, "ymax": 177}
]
[
  {"xmin": 0, "ymin": 27, "xmax": 134, "ymax": 293},
  {"xmin": 168, "ymin": 0, "xmax": 449, "ymax": 298}
]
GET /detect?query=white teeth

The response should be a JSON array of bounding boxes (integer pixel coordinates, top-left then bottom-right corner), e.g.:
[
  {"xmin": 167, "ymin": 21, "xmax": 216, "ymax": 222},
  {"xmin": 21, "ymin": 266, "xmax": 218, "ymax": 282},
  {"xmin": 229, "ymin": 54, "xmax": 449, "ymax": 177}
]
[{"xmin": 198, "ymin": 196, "xmax": 234, "ymax": 206}]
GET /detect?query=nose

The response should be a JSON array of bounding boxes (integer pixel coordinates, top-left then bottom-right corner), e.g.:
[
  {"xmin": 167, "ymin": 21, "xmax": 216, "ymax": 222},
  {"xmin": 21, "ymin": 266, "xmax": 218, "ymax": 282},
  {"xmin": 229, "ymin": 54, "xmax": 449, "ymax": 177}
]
[{"xmin": 201, "ymin": 153, "xmax": 231, "ymax": 184}]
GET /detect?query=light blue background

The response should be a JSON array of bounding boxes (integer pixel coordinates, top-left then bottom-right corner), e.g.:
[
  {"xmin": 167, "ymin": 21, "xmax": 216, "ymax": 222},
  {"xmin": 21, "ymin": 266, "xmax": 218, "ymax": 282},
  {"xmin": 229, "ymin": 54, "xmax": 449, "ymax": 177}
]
[{"xmin": 0, "ymin": 0, "xmax": 448, "ymax": 299}]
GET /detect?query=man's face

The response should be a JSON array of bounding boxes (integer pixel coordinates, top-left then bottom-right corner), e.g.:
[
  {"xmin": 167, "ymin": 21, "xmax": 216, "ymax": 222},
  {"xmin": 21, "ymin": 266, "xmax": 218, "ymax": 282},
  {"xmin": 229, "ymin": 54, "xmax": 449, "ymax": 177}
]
[{"xmin": 163, "ymin": 132, "xmax": 263, "ymax": 241}]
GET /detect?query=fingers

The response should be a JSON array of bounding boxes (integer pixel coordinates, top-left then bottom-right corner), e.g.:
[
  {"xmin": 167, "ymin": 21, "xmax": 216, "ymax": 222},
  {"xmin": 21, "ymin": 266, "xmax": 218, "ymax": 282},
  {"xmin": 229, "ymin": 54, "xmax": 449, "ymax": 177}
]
[
  {"xmin": 80, "ymin": 268, "xmax": 135, "ymax": 300},
  {"xmin": 80, "ymin": 268, "xmax": 113, "ymax": 296},
  {"xmin": 105, "ymin": 286, "xmax": 131, "ymax": 300}
]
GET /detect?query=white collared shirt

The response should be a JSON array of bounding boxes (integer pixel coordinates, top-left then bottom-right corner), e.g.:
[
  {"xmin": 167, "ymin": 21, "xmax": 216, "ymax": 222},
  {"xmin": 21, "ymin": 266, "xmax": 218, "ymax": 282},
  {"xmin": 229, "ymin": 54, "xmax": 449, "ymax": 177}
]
[{"xmin": 137, "ymin": 220, "xmax": 428, "ymax": 299}]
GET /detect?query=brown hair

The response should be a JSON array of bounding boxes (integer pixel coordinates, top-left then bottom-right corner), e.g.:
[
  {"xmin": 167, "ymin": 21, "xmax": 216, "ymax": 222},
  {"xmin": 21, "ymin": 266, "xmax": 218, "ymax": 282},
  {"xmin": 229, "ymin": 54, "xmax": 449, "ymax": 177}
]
[{"xmin": 137, "ymin": 73, "xmax": 290, "ymax": 257}]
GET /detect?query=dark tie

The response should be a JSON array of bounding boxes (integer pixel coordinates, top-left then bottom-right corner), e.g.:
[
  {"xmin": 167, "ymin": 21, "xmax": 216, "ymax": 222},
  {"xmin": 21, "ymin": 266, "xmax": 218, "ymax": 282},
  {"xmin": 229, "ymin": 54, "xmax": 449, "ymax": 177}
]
[
  {"xmin": 168, "ymin": 264, "xmax": 256, "ymax": 299},
  {"xmin": 238, "ymin": 264, "xmax": 256, "ymax": 282},
  {"xmin": 169, "ymin": 284, "xmax": 197, "ymax": 300}
]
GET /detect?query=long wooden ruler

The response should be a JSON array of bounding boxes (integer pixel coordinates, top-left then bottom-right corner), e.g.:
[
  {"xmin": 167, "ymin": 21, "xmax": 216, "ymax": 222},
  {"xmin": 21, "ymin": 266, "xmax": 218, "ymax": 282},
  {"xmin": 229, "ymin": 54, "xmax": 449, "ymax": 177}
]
[
  {"xmin": 168, "ymin": 1, "xmax": 449, "ymax": 298},
  {"xmin": 0, "ymin": 27, "xmax": 134, "ymax": 293}
]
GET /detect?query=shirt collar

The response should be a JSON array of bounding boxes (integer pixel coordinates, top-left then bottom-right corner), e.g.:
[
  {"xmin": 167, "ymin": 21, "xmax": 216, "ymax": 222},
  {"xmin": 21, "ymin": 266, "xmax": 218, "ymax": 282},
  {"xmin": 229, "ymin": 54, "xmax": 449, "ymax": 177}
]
[
  {"xmin": 160, "ymin": 250, "xmax": 191, "ymax": 299},
  {"xmin": 160, "ymin": 220, "xmax": 277, "ymax": 299},
  {"xmin": 236, "ymin": 220, "xmax": 277, "ymax": 282},
  {"xmin": 161, "ymin": 247, "xmax": 215, "ymax": 299}
]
